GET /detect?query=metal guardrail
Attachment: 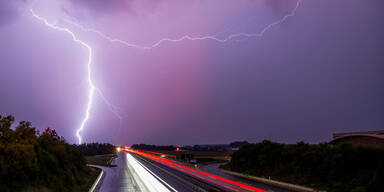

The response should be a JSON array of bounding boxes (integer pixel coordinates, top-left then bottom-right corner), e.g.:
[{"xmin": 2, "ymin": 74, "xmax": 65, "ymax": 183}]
[{"xmin": 220, "ymin": 169, "xmax": 319, "ymax": 192}]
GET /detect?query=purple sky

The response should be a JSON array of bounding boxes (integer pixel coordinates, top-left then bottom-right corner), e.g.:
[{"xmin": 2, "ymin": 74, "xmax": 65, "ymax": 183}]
[{"xmin": 1, "ymin": 0, "xmax": 383, "ymax": 145}]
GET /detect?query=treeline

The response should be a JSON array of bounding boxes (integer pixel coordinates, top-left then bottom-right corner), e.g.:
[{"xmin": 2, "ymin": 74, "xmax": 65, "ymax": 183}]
[
  {"xmin": 229, "ymin": 141, "xmax": 249, "ymax": 148},
  {"xmin": 221, "ymin": 140, "xmax": 384, "ymax": 192},
  {"xmin": 77, "ymin": 142, "xmax": 115, "ymax": 156},
  {"xmin": 132, "ymin": 141, "xmax": 250, "ymax": 152},
  {"xmin": 183, "ymin": 144, "xmax": 229, "ymax": 151},
  {"xmin": 131, "ymin": 144, "xmax": 176, "ymax": 151},
  {"xmin": 183, "ymin": 141, "xmax": 249, "ymax": 151},
  {"xmin": 0, "ymin": 115, "xmax": 93, "ymax": 192}
]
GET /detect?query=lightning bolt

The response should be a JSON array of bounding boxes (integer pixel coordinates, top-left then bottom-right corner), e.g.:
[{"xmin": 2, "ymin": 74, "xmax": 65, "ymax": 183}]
[
  {"xmin": 30, "ymin": 9, "xmax": 110, "ymax": 144},
  {"xmin": 95, "ymin": 88, "xmax": 124, "ymax": 138},
  {"xmin": 30, "ymin": 0, "xmax": 302, "ymax": 144},
  {"xmin": 65, "ymin": 0, "xmax": 303, "ymax": 49}
]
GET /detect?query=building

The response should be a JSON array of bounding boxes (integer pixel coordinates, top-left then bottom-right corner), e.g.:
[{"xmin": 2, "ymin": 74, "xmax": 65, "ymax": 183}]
[{"xmin": 330, "ymin": 130, "xmax": 384, "ymax": 148}]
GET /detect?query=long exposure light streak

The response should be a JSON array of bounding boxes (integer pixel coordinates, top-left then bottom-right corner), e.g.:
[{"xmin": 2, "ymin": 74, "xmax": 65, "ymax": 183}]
[
  {"xmin": 129, "ymin": 149, "xmax": 269, "ymax": 192},
  {"xmin": 30, "ymin": 0, "xmax": 303, "ymax": 144},
  {"xmin": 127, "ymin": 153, "xmax": 173, "ymax": 192}
]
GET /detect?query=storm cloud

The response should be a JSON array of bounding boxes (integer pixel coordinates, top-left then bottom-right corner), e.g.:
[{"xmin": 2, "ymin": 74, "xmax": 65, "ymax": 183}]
[
  {"xmin": 67, "ymin": 0, "xmax": 132, "ymax": 14},
  {"xmin": 1, "ymin": 0, "xmax": 383, "ymax": 145},
  {"xmin": 0, "ymin": 0, "xmax": 27, "ymax": 25}
]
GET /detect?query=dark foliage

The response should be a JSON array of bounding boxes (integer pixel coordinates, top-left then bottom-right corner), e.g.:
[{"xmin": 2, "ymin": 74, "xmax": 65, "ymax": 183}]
[
  {"xmin": 221, "ymin": 140, "xmax": 384, "ymax": 192},
  {"xmin": 77, "ymin": 142, "xmax": 115, "ymax": 156},
  {"xmin": 183, "ymin": 144, "xmax": 230, "ymax": 151},
  {"xmin": 229, "ymin": 141, "xmax": 249, "ymax": 148},
  {"xmin": 0, "ymin": 115, "xmax": 90, "ymax": 192}
]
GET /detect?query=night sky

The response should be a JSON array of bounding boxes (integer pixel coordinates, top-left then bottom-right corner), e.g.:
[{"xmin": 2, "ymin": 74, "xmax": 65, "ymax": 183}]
[{"xmin": 1, "ymin": 0, "xmax": 383, "ymax": 145}]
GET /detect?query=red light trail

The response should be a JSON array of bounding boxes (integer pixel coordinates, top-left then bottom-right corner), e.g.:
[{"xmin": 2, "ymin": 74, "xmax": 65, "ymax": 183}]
[
  {"xmin": 129, "ymin": 149, "xmax": 269, "ymax": 192},
  {"xmin": 131, "ymin": 149, "xmax": 176, "ymax": 158}
]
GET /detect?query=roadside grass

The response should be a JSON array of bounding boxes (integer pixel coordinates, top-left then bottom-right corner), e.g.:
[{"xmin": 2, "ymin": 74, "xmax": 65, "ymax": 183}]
[
  {"xmin": 24, "ymin": 167, "xmax": 101, "ymax": 192},
  {"xmin": 74, "ymin": 166, "xmax": 102, "ymax": 192},
  {"xmin": 196, "ymin": 158, "xmax": 228, "ymax": 167},
  {"xmin": 86, "ymin": 154, "xmax": 117, "ymax": 167}
]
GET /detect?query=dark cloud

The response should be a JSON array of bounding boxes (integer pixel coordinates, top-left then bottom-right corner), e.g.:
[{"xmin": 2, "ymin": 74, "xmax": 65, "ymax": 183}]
[
  {"xmin": 66, "ymin": 0, "xmax": 134, "ymax": 17},
  {"xmin": 0, "ymin": 0, "xmax": 29, "ymax": 26},
  {"xmin": 263, "ymin": 0, "xmax": 300, "ymax": 16},
  {"xmin": 64, "ymin": 0, "xmax": 166, "ymax": 20},
  {"xmin": 0, "ymin": 0, "xmax": 21, "ymax": 25},
  {"xmin": 1, "ymin": 0, "xmax": 383, "ymax": 145}
]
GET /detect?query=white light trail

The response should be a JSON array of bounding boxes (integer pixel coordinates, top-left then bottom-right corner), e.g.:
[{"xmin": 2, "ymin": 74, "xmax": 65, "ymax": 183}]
[
  {"xmin": 30, "ymin": 0, "xmax": 303, "ymax": 144},
  {"xmin": 127, "ymin": 153, "xmax": 173, "ymax": 192}
]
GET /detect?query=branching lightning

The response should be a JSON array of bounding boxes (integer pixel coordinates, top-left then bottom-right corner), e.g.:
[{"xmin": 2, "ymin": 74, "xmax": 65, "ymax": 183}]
[
  {"xmin": 65, "ymin": 0, "xmax": 303, "ymax": 49},
  {"xmin": 30, "ymin": 0, "xmax": 302, "ymax": 144},
  {"xmin": 31, "ymin": 9, "xmax": 95, "ymax": 144},
  {"xmin": 95, "ymin": 88, "xmax": 124, "ymax": 136}
]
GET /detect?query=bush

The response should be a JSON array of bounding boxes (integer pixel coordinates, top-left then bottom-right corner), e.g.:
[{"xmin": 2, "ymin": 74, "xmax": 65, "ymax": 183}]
[
  {"xmin": 0, "ymin": 115, "xmax": 89, "ymax": 192},
  {"xmin": 222, "ymin": 140, "xmax": 384, "ymax": 192},
  {"xmin": 77, "ymin": 143, "xmax": 115, "ymax": 156}
]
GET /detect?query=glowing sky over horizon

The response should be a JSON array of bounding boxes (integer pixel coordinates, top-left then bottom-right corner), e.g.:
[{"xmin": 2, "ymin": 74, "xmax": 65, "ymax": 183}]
[{"xmin": 1, "ymin": 0, "xmax": 383, "ymax": 145}]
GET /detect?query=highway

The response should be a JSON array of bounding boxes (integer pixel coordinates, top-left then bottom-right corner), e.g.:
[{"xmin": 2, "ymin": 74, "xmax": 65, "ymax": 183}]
[
  {"xmin": 93, "ymin": 151, "xmax": 291, "ymax": 192},
  {"xmin": 198, "ymin": 163, "xmax": 292, "ymax": 192},
  {"xmin": 131, "ymin": 153, "xmax": 228, "ymax": 192},
  {"xmin": 92, "ymin": 153, "xmax": 143, "ymax": 192}
]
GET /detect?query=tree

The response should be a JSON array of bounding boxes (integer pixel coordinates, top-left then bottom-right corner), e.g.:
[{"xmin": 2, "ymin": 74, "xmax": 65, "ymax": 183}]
[
  {"xmin": 222, "ymin": 140, "xmax": 384, "ymax": 192},
  {"xmin": 0, "ymin": 115, "xmax": 89, "ymax": 192}
]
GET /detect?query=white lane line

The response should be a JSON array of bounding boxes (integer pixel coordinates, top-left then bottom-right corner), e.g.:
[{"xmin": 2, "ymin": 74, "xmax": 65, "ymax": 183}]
[
  {"xmin": 88, "ymin": 166, "xmax": 104, "ymax": 192},
  {"xmin": 127, "ymin": 153, "xmax": 173, "ymax": 192},
  {"xmin": 133, "ymin": 155, "xmax": 178, "ymax": 192}
]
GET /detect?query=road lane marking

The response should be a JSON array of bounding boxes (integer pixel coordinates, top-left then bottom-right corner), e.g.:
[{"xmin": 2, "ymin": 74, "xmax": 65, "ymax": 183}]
[
  {"xmin": 133, "ymin": 155, "xmax": 178, "ymax": 192},
  {"xmin": 127, "ymin": 153, "xmax": 173, "ymax": 192},
  {"xmin": 88, "ymin": 166, "xmax": 104, "ymax": 192}
]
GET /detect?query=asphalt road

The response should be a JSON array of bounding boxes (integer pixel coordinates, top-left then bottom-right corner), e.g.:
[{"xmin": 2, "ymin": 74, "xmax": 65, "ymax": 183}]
[
  {"xmin": 92, "ymin": 152, "xmax": 295, "ymax": 192},
  {"xmin": 93, "ymin": 153, "xmax": 142, "ymax": 192},
  {"xmin": 94, "ymin": 152, "xmax": 222, "ymax": 192},
  {"xmin": 198, "ymin": 163, "xmax": 293, "ymax": 192},
  {"xmin": 132, "ymin": 153, "xmax": 227, "ymax": 192},
  {"xmin": 130, "ymin": 151, "xmax": 281, "ymax": 192}
]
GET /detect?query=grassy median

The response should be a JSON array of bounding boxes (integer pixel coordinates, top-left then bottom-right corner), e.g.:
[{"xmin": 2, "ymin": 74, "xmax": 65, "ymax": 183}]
[
  {"xmin": 86, "ymin": 154, "xmax": 117, "ymax": 167},
  {"xmin": 74, "ymin": 166, "xmax": 102, "ymax": 192}
]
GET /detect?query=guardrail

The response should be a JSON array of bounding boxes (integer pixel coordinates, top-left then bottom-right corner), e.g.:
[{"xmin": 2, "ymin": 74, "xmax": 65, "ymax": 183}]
[
  {"xmin": 88, "ymin": 166, "xmax": 104, "ymax": 192},
  {"xmin": 220, "ymin": 169, "xmax": 321, "ymax": 192}
]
